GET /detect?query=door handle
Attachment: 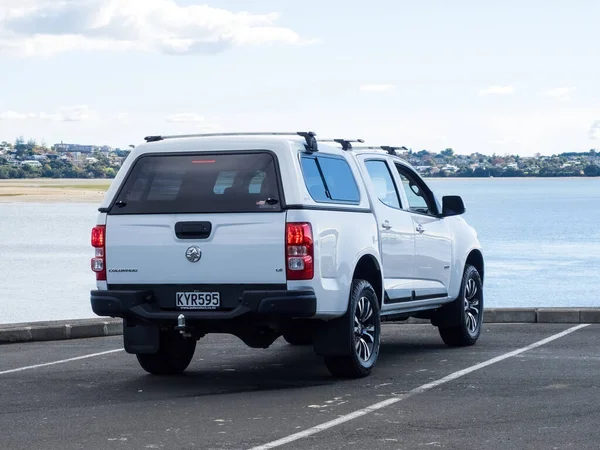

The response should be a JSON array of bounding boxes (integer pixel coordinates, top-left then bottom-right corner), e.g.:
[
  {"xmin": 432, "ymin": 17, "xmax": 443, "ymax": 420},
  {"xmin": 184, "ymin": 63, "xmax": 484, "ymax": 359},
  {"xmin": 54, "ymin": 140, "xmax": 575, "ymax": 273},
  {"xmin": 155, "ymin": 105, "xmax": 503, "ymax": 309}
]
[
  {"xmin": 416, "ymin": 224, "xmax": 425, "ymax": 234},
  {"xmin": 381, "ymin": 220, "xmax": 392, "ymax": 230}
]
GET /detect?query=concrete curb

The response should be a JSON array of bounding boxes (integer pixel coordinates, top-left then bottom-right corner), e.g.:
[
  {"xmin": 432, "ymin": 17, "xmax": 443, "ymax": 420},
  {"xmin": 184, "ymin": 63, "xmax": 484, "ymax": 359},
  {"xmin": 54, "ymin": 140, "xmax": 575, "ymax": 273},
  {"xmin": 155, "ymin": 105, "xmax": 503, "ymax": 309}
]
[
  {"xmin": 1, "ymin": 308, "xmax": 599, "ymax": 344},
  {"xmin": 398, "ymin": 308, "xmax": 600, "ymax": 325},
  {"xmin": 0, "ymin": 318, "xmax": 122, "ymax": 344}
]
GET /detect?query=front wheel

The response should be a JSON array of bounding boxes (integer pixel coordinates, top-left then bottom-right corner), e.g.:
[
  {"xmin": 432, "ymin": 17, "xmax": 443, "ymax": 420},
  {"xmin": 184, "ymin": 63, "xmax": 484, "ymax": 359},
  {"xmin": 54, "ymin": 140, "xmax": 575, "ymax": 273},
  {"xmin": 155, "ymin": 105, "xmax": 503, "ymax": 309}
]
[
  {"xmin": 438, "ymin": 264, "xmax": 483, "ymax": 346},
  {"xmin": 136, "ymin": 330, "xmax": 197, "ymax": 375},
  {"xmin": 324, "ymin": 279, "xmax": 381, "ymax": 378}
]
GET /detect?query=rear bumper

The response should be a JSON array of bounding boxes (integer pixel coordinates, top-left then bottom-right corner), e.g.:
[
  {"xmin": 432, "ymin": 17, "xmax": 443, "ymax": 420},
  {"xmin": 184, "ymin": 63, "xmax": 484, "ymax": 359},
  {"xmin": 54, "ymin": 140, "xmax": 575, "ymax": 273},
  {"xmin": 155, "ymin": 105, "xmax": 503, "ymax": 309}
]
[{"xmin": 90, "ymin": 288, "xmax": 317, "ymax": 323}]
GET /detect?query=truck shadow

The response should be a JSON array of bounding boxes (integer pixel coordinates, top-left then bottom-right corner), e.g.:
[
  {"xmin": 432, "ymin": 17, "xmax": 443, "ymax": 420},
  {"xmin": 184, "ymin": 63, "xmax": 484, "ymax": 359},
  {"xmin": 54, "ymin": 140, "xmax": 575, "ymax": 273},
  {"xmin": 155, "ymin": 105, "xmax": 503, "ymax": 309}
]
[{"xmin": 110, "ymin": 333, "xmax": 448, "ymax": 400}]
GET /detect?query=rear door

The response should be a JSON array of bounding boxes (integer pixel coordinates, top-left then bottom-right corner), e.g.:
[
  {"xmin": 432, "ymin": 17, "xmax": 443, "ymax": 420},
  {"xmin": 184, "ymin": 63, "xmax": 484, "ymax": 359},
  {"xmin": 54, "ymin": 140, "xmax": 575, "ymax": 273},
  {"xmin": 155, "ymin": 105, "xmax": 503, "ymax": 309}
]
[
  {"xmin": 104, "ymin": 151, "xmax": 287, "ymax": 286},
  {"xmin": 357, "ymin": 156, "xmax": 416, "ymax": 305}
]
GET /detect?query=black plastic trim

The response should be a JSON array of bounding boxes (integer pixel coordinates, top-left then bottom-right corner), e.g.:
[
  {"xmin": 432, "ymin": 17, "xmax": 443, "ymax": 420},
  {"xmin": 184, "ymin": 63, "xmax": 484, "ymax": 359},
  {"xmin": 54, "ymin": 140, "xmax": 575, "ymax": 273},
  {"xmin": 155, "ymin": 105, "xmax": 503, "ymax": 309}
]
[
  {"xmin": 384, "ymin": 292, "xmax": 447, "ymax": 304},
  {"xmin": 285, "ymin": 204, "xmax": 372, "ymax": 213},
  {"xmin": 90, "ymin": 288, "xmax": 317, "ymax": 321}
]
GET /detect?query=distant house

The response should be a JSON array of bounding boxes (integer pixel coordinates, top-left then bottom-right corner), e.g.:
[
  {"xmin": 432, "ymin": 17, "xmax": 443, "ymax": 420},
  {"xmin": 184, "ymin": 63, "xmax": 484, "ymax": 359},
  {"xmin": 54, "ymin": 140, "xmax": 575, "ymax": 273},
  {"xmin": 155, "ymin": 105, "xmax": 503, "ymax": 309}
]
[
  {"xmin": 21, "ymin": 160, "xmax": 42, "ymax": 167},
  {"xmin": 442, "ymin": 164, "xmax": 459, "ymax": 173},
  {"xmin": 54, "ymin": 143, "xmax": 113, "ymax": 154},
  {"xmin": 415, "ymin": 165, "xmax": 433, "ymax": 173}
]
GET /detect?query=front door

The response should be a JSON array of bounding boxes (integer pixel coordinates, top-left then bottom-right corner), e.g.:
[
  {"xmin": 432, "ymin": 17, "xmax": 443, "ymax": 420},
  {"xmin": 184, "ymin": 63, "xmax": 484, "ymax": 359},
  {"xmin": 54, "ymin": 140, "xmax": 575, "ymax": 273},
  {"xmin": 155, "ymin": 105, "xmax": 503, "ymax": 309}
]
[
  {"xmin": 358, "ymin": 157, "xmax": 415, "ymax": 305},
  {"xmin": 392, "ymin": 162, "xmax": 452, "ymax": 300}
]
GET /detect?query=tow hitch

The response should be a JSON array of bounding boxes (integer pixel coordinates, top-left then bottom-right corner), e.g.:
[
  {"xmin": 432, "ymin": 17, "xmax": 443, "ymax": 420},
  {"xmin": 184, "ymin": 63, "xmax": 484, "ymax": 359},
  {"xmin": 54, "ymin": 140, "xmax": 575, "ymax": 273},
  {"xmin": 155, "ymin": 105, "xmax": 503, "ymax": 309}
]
[{"xmin": 175, "ymin": 313, "xmax": 192, "ymax": 338}]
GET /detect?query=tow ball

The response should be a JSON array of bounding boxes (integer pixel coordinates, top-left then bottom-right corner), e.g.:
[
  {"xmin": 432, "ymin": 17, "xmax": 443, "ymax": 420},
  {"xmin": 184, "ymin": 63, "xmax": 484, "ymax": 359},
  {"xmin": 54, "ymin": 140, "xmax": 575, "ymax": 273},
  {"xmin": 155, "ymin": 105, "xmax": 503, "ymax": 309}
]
[{"xmin": 175, "ymin": 313, "xmax": 192, "ymax": 338}]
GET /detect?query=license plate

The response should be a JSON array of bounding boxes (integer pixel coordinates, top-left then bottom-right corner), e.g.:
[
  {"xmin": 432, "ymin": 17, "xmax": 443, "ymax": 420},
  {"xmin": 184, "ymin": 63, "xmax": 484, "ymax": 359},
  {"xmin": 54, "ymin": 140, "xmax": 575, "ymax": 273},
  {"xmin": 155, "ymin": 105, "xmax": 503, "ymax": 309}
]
[{"xmin": 175, "ymin": 292, "xmax": 220, "ymax": 310}]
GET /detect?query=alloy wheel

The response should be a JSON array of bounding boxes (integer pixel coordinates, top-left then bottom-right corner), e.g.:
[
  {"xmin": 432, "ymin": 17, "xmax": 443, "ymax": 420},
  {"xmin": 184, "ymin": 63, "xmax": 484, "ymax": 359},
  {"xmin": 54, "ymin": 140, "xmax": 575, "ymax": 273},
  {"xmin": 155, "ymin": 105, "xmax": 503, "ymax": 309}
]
[
  {"xmin": 464, "ymin": 277, "xmax": 480, "ymax": 334},
  {"xmin": 354, "ymin": 296, "xmax": 376, "ymax": 362}
]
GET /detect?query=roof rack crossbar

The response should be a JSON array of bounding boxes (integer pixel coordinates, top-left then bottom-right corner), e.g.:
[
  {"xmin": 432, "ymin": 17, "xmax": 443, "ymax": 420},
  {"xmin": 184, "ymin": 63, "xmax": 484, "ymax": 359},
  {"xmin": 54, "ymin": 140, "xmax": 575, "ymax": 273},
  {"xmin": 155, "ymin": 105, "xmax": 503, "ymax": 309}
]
[
  {"xmin": 297, "ymin": 131, "xmax": 318, "ymax": 152},
  {"xmin": 380, "ymin": 145, "xmax": 409, "ymax": 155},
  {"xmin": 143, "ymin": 131, "xmax": 318, "ymax": 148},
  {"xmin": 319, "ymin": 138, "xmax": 365, "ymax": 151}
]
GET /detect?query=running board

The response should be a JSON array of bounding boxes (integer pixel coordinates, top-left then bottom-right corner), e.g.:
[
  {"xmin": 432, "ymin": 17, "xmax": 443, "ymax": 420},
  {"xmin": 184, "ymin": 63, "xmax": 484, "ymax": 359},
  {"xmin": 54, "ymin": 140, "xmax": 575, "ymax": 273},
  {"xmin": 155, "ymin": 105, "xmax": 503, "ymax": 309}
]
[{"xmin": 380, "ymin": 297, "xmax": 452, "ymax": 318}]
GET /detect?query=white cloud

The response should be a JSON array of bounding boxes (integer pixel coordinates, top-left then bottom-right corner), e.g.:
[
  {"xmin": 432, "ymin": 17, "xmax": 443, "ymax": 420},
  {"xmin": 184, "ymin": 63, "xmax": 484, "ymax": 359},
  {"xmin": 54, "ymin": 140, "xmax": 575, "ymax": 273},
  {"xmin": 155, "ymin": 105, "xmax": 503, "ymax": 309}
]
[
  {"xmin": 491, "ymin": 137, "xmax": 523, "ymax": 146},
  {"xmin": 360, "ymin": 84, "xmax": 396, "ymax": 92},
  {"xmin": 589, "ymin": 120, "xmax": 600, "ymax": 140},
  {"xmin": 165, "ymin": 113, "xmax": 205, "ymax": 123},
  {"xmin": 540, "ymin": 87, "xmax": 576, "ymax": 101},
  {"xmin": 0, "ymin": 0, "xmax": 315, "ymax": 57},
  {"xmin": 0, "ymin": 110, "xmax": 34, "ymax": 120},
  {"xmin": 2, "ymin": 105, "xmax": 98, "ymax": 121},
  {"xmin": 40, "ymin": 105, "xmax": 99, "ymax": 122},
  {"xmin": 478, "ymin": 85, "xmax": 514, "ymax": 96}
]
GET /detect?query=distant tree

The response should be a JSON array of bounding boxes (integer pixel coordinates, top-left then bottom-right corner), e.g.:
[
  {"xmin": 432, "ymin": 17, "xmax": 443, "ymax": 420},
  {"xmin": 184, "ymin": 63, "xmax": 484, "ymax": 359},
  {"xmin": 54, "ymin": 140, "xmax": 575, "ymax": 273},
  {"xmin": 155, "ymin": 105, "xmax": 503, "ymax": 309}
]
[
  {"xmin": 441, "ymin": 148, "xmax": 454, "ymax": 157},
  {"xmin": 14, "ymin": 137, "xmax": 27, "ymax": 156},
  {"xmin": 584, "ymin": 165, "xmax": 600, "ymax": 176}
]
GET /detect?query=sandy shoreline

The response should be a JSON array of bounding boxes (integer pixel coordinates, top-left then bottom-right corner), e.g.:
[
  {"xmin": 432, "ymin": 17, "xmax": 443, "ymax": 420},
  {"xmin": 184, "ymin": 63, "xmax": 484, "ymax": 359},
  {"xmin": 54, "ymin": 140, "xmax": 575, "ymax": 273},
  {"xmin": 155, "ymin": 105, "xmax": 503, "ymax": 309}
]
[{"xmin": 0, "ymin": 179, "xmax": 111, "ymax": 203}]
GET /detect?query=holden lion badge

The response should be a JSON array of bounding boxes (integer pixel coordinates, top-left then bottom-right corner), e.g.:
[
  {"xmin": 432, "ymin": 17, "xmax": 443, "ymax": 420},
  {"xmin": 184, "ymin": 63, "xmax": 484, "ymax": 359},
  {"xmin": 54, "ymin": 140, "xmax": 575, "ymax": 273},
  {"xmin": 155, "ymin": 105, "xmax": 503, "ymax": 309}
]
[{"xmin": 185, "ymin": 246, "xmax": 202, "ymax": 263}]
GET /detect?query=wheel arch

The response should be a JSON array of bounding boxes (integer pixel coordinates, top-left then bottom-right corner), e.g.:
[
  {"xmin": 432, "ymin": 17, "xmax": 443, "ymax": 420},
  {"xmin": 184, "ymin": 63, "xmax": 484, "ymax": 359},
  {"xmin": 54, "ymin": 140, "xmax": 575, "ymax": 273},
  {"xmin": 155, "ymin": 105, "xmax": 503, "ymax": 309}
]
[
  {"xmin": 352, "ymin": 253, "xmax": 384, "ymax": 308},
  {"xmin": 465, "ymin": 249, "xmax": 484, "ymax": 283}
]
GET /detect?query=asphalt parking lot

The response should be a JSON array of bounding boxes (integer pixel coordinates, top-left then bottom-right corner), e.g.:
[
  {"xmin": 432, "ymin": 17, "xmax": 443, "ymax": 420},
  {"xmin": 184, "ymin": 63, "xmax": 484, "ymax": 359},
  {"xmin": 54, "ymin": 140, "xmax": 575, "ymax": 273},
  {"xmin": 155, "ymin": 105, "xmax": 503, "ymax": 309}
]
[{"xmin": 1, "ymin": 323, "xmax": 599, "ymax": 450}]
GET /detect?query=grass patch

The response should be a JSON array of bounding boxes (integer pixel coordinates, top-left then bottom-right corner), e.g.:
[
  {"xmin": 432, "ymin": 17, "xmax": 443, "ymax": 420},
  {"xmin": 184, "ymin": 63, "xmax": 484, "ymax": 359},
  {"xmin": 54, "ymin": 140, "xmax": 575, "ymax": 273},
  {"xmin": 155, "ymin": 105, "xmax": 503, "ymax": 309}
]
[{"xmin": 47, "ymin": 184, "xmax": 111, "ymax": 190}]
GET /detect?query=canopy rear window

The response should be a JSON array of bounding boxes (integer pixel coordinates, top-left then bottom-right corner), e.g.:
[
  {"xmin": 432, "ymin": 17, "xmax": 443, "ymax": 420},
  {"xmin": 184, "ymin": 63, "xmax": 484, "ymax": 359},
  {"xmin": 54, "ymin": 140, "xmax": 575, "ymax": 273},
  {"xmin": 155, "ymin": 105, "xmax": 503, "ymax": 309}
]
[{"xmin": 109, "ymin": 152, "xmax": 282, "ymax": 214}]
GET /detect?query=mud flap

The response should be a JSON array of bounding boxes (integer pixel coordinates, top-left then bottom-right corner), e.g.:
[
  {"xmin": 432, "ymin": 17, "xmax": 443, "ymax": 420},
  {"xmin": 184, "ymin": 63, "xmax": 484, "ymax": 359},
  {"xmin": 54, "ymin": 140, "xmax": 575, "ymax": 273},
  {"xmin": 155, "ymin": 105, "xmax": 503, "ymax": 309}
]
[
  {"xmin": 312, "ymin": 316, "xmax": 353, "ymax": 357},
  {"xmin": 123, "ymin": 320, "xmax": 160, "ymax": 354}
]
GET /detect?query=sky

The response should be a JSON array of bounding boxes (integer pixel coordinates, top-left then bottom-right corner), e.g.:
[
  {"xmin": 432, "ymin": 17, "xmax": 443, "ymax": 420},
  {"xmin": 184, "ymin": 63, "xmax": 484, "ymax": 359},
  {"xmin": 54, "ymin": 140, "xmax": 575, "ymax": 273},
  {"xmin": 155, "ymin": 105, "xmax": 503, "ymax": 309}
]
[{"xmin": 0, "ymin": 0, "xmax": 599, "ymax": 156}]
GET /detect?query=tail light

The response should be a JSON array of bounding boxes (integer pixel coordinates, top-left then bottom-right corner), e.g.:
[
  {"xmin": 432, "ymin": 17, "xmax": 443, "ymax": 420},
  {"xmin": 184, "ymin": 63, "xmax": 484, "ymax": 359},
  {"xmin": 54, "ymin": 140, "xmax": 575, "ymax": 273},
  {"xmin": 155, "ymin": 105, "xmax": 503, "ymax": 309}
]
[
  {"xmin": 91, "ymin": 225, "xmax": 106, "ymax": 281},
  {"xmin": 286, "ymin": 222, "xmax": 314, "ymax": 280}
]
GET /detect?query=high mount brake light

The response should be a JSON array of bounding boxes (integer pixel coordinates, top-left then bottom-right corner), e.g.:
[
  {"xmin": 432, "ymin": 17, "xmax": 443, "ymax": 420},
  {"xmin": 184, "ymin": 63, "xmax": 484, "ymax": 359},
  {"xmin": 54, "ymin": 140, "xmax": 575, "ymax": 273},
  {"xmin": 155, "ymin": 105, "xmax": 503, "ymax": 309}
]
[{"xmin": 286, "ymin": 222, "xmax": 314, "ymax": 280}]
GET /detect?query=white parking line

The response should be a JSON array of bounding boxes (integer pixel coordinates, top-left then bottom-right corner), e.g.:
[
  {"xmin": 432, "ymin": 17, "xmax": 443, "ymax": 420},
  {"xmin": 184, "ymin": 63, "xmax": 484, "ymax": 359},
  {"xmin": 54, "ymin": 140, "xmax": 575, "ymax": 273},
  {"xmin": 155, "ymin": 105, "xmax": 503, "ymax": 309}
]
[
  {"xmin": 0, "ymin": 349, "xmax": 124, "ymax": 375},
  {"xmin": 248, "ymin": 324, "xmax": 590, "ymax": 450}
]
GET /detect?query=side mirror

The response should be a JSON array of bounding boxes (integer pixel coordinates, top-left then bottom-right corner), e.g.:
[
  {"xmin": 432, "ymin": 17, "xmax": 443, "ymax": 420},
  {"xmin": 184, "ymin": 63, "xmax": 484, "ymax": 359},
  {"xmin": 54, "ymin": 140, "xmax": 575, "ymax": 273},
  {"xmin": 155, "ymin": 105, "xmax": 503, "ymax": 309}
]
[{"xmin": 441, "ymin": 195, "xmax": 465, "ymax": 217}]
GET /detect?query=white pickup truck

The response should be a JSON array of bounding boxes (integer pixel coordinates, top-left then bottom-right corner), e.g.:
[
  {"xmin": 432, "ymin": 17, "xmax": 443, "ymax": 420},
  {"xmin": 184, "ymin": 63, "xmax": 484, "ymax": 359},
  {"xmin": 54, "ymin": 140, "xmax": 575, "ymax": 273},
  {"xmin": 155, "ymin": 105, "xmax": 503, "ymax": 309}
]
[{"xmin": 90, "ymin": 132, "xmax": 484, "ymax": 378}]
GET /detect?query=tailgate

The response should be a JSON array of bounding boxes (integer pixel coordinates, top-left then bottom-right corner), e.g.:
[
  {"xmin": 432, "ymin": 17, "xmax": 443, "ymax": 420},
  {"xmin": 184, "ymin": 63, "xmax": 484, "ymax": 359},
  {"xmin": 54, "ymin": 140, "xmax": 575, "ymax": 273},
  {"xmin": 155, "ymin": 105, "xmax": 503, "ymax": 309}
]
[
  {"xmin": 103, "ymin": 150, "xmax": 287, "ymax": 285},
  {"xmin": 105, "ymin": 213, "xmax": 286, "ymax": 284}
]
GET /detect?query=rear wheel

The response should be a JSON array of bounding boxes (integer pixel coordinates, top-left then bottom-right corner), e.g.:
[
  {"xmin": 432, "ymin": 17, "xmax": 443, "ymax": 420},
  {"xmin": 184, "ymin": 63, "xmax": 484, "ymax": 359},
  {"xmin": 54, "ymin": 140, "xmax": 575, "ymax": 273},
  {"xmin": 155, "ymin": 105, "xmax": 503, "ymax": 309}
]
[
  {"xmin": 438, "ymin": 264, "xmax": 483, "ymax": 346},
  {"xmin": 136, "ymin": 330, "xmax": 197, "ymax": 375},
  {"xmin": 324, "ymin": 279, "xmax": 381, "ymax": 378}
]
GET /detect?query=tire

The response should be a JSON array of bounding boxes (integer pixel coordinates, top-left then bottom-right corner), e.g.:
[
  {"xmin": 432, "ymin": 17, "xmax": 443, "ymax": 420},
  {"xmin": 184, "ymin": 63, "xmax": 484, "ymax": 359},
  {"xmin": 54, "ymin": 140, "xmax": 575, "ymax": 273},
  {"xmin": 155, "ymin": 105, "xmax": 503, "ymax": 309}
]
[
  {"xmin": 324, "ymin": 279, "xmax": 381, "ymax": 378},
  {"xmin": 282, "ymin": 326, "xmax": 313, "ymax": 346},
  {"xmin": 438, "ymin": 264, "xmax": 484, "ymax": 347},
  {"xmin": 136, "ymin": 330, "xmax": 197, "ymax": 375}
]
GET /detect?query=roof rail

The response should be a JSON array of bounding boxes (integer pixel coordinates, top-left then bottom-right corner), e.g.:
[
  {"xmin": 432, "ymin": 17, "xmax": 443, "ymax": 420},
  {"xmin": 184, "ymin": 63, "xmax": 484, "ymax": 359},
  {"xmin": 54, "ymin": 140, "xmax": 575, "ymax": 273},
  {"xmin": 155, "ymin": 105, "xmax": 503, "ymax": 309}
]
[
  {"xmin": 143, "ymin": 131, "xmax": 319, "ymax": 151},
  {"xmin": 320, "ymin": 138, "xmax": 365, "ymax": 151}
]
